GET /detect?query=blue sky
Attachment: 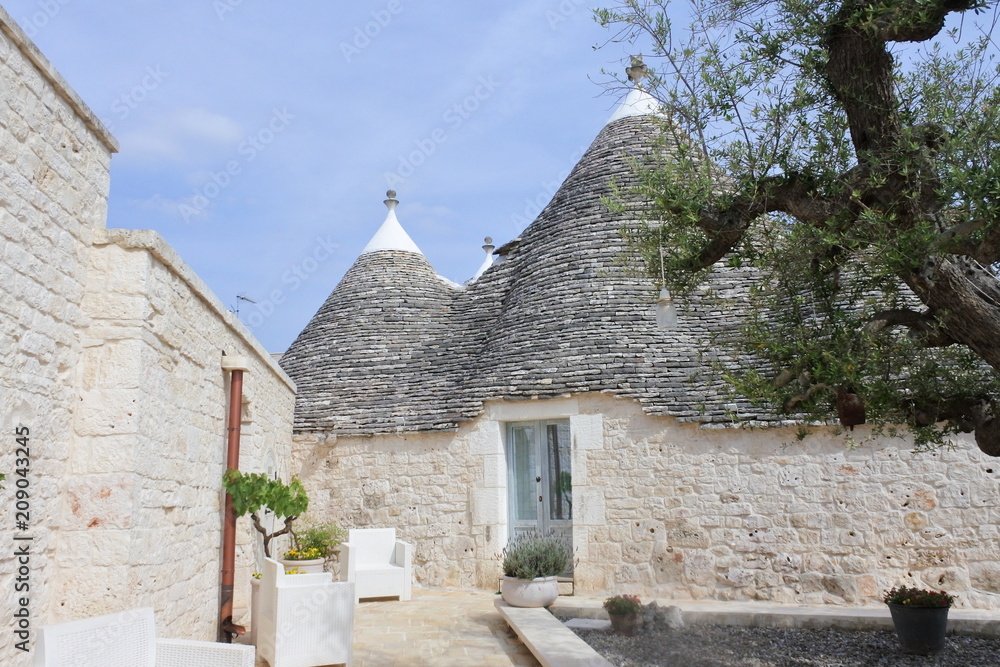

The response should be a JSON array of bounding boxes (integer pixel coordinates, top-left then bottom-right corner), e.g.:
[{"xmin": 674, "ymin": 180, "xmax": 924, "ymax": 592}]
[{"xmin": 5, "ymin": 1, "xmax": 636, "ymax": 352}]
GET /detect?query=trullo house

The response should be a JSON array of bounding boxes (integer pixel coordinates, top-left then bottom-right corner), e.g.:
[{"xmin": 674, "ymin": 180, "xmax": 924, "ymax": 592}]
[{"xmin": 281, "ymin": 84, "xmax": 1000, "ymax": 609}]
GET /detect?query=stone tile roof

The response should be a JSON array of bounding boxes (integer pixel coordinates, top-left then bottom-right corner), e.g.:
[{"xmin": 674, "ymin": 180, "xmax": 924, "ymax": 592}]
[{"xmin": 282, "ymin": 113, "xmax": 770, "ymax": 434}]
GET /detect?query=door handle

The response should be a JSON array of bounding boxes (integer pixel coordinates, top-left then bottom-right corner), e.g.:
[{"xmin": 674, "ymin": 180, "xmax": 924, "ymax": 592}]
[
  {"xmin": 536, "ymin": 476, "xmax": 541, "ymax": 482},
  {"xmin": 539, "ymin": 496, "xmax": 543, "ymax": 502}
]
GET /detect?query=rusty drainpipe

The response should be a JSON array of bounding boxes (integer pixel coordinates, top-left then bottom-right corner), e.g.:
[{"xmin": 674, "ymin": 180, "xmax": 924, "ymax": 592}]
[{"xmin": 219, "ymin": 354, "xmax": 250, "ymax": 642}]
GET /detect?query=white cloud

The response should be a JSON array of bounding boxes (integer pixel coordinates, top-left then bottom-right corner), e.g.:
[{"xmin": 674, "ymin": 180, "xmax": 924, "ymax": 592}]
[
  {"xmin": 131, "ymin": 193, "xmax": 210, "ymax": 223},
  {"xmin": 171, "ymin": 108, "xmax": 244, "ymax": 144},
  {"xmin": 117, "ymin": 107, "xmax": 244, "ymax": 163}
]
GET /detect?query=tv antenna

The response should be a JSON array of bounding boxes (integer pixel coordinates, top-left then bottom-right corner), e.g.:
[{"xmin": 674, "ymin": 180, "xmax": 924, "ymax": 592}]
[{"xmin": 231, "ymin": 294, "xmax": 257, "ymax": 319}]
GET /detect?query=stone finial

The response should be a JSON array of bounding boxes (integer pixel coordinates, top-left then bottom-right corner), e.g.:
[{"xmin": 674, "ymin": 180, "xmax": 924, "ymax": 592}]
[
  {"xmin": 384, "ymin": 190, "xmax": 399, "ymax": 211},
  {"xmin": 468, "ymin": 236, "xmax": 496, "ymax": 283},
  {"xmin": 626, "ymin": 55, "xmax": 648, "ymax": 86}
]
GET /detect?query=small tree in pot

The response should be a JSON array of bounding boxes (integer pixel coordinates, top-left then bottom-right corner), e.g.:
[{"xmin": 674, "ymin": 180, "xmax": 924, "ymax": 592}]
[
  {"xmin": 222, "ymin": 470, "xmax": 309, "ymax": 558},
  {"xmin": 500, "ymin": 533, "xmax": 571, "ymax": 608},
  {"xmin": 604, "ymin": 594, "xmax": 642, "ymax": 635}
]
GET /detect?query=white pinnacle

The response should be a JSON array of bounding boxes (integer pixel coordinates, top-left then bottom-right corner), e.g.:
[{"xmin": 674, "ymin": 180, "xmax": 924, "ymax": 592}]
[
  {"xmin": 361, "ymin": 190, "xmax": 423, "ymax": 256},
  {"xmin": 606, "ymin": 87, "xmax": 663, "ymax": 124},
  {"xmin": 469, "ymin": 236, "xmax": 495, "ymax": 283}
]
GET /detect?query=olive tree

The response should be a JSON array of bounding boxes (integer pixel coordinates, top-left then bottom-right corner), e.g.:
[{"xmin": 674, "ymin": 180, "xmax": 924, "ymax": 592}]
[{"xmin": 595, "ymin": 1, "xmax": 1000, "ymax": 453}]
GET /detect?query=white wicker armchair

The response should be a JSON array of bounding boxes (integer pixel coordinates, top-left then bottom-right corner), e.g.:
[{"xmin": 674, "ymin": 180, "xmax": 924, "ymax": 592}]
[
  {"xmin": 34, "ymin": 607, "xmax": 254, "ymax": 667},
  {"xmin": 256, "ymin": 557, "xmax": 355, "ymax": 667},
  {"xmin": 341, "ymin": 527, "xmax": 412, "ymax": 603}
]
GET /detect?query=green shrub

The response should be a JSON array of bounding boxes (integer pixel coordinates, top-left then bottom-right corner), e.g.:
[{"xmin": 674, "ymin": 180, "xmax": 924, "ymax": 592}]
[
  {"xmin": 501, "ymin": 533, "xmax": 571, "ymax": 579},
  {"xmin": 292, "ymin": 522, "xmax": 347, "ymax": 559}
]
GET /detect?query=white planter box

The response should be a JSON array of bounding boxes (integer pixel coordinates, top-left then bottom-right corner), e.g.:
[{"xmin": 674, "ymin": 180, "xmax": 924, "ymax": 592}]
[{"xmin": 278, "ymin": 557, "xmax": 325, "ymax": 573}]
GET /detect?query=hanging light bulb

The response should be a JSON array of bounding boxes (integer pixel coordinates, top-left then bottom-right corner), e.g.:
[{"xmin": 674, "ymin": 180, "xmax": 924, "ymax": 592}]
[
  {"xmin": 656, "ymin": 287, "xmax": 678, "ymax": 329},
  {"xmin": 656, "ymin": 243, "xmax": 678, "ymax": 330}
]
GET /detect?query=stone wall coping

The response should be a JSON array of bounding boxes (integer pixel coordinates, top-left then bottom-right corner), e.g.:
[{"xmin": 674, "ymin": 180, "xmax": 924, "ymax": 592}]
[
  {"xmin": 94, "ymin": 228, "xmax": 296, "ymax": 391},
  {"xmin": 494, "ymin": 599, "xmax": 614, "ymax": 667},
  {"xmin": 0, "ymin": 5, "xmax": 118, "ymax": 153},
  {"xmin": 550, "ymin": 597, "xmax": 1000, "ymax": 637}
]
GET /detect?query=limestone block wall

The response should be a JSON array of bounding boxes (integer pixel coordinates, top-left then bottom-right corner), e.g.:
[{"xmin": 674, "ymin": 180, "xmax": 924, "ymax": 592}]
[
  {"xmin": 58, "ymin": 229, "xmax": 295, "ymax": 638},
  {"xmin": 0, "ymin": 8, "xmax": 116, "ymax": 665},
  {"xmin": 293, "ymin": 426, "xmax": 487, "ymax": 589},
  {"xmin": 585, "ymin": 395, "xmax": 1000, "ymax": 609},
  {"xmin": 294, "ymin": 393, "xmax": 1000, "ymax": 610},
  {"xmin": 0, "ymin": 11, "xmax": 295, "ymax": 664}
]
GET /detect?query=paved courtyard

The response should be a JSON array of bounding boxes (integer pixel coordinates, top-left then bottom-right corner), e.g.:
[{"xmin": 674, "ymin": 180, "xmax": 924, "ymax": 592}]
[
  {"xmin": 352, "ymin": 590, "xmax": 539, "ymax": 666},
  {"xmin": 250, "ymin": 589, "xmax": 1000, "ymax": 666},
  {"xmin": 254, "ymin": 588, "xmax": 539, "ymax": 666}
]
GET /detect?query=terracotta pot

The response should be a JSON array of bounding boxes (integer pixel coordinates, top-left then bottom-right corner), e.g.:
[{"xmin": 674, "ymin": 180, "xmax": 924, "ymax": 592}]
[
  {"xmin": 278, "ymin": 557, "xmax": 325, "ymax": 574},
  {"xmin": 887, "ymin": 603, "xmax": 949, "ymax": 655},
  {"xmin": 500, "ymin": 576, "xmax": 559, "ymax": 608},
  {"xmin": 609, "ymin": 612, "xmax": 640, "ymax": 636}
]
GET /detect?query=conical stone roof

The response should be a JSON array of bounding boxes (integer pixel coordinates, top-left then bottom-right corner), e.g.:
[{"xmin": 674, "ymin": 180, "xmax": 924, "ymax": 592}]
[
  {"xmin": 282, "ymin": 91, "xmax": 765, "ymax": 435},
  {"xmin": 452, "ymin": 112, "xmax": 758, "ymax": 421},
  {"xmin": 279, "ymin": 196, "xmax": 463, "ymax": 433}
]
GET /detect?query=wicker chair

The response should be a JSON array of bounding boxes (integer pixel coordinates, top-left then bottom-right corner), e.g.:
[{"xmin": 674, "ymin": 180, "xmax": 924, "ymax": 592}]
[
  {"xmin": 34, "ymin": 606, "xmax": 254, "ymax": 667},
  {"xmin": 256, "ymin": 557, "xmax": 355, "ymax": 667},
  {"xmin": 341, "ymin": 527, "xmax": 412, "ymax": 603}
]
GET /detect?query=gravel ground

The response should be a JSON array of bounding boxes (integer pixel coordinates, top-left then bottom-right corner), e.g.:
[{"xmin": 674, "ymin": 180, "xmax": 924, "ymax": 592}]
[{"xmin": 572, "ymin": 624, "xmax": 1000, "ymax": 666}]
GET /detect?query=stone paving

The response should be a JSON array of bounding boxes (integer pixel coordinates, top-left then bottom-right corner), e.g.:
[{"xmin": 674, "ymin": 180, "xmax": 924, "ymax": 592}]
[
  {"xmin": 253, "ymin": 588, "xmax": 539, "ymax": 667},
  {"xmin": 352, "ymin": 589, "xmax": 540, "ymax": 666}
]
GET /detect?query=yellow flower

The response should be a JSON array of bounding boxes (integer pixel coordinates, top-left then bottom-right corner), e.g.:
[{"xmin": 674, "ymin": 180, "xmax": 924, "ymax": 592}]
[{"xmin": 283, "ymin": 547, "xmax": 322, "ymax": 560}]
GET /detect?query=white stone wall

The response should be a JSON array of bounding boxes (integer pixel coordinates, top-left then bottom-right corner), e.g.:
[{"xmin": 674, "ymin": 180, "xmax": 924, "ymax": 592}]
[
  {"xmin": 294, "ymin": 393, "xmax": 1000, "ymax": 610},
  {"xmin": 57, "ymin": 230, "xmax": 295, "ymax": 639},
  {"xmin": 293, "ymin": 427, "xmax": 487, "ymax": 588},
  {"xmin": 581, "ymin": 395, "xmax": 1000, "ymax": 609},
  {"xmin": 0, "ymin": 11, "xmax": 115, "ymax": 664},
  {"xmin": 0, "ymin": 12, "xmax": 295, "ymax": 664}
]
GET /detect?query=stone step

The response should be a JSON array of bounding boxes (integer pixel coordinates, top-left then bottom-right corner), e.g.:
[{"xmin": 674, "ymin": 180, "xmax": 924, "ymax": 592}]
[{"xmin": 495, "ymin": 599, "xmax": 613, "ymax": 667}]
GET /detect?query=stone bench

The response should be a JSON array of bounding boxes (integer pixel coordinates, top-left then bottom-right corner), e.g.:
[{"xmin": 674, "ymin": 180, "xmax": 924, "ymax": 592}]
[{"xmin": 494, "ymin": 599, "xmax": 613, "ymax": 667}]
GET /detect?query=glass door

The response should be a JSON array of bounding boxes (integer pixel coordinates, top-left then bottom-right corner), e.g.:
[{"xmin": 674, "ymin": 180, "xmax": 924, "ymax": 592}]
[{"xmin": 506, "ymin": 420, "xmax": 573, "ymax": 570}]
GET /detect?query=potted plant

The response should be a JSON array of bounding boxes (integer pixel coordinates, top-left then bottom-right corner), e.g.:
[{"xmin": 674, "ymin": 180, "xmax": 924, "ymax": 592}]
[
  {"xmin": 280, "ymin": 522, "xmax": 347, "ymax": 573},
  {"xmin": 883, "ymin": 586, "xmax": 955, "ymax": 655},
  {"xmin": 499, "ymin": 533, "xmax": 571, "ymax": 608},
  {"xmin": 604, "ymin": 594, "xmax": 642, "ymax": 635},
  {"xmin": 222, "ymin": 470, "xmax": 309, "ymax": 559},
  {"xmin": 279, "ymin": 546, "xmax": 325, "ymax": 573}
]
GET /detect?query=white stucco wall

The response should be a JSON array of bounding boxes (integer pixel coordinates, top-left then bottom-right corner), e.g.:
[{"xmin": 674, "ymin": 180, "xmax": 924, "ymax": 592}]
[{"xmin": 294, "ymin": 393, "xmax": 1000, "ymax": 610}]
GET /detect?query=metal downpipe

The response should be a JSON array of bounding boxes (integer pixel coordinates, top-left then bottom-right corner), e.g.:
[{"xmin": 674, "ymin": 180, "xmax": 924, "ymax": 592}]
[{"xmin": 219, "ymin": 355, "xmax": 250, "ymax": 642}]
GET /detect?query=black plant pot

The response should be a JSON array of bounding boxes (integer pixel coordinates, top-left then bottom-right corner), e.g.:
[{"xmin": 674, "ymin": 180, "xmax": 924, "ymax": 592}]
[
  {"xmin": 609, "ymin": 613, "xmax": 640, "ymax": 636},
  {"xmin": 887, "ymin": 603, "xmax": 950, "ymax": 655}
]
